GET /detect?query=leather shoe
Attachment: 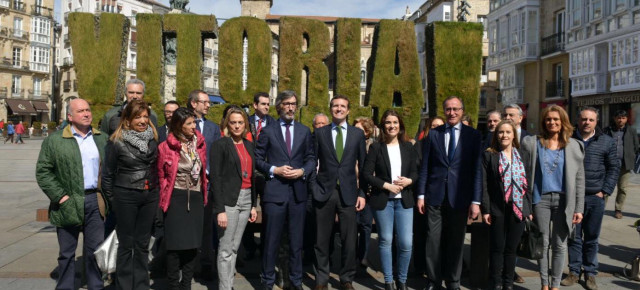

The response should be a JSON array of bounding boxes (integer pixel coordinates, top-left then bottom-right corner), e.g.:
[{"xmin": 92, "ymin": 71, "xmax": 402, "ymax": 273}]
[
  {"xmin": 314, "ymin": 285, "xmax": 328, "ymax": 290},
  {"xmin": 425, "ymin": 281, "xmax": 441, "ymax": 290},
  {"xmin": 340, "ymin": 282, "xmax": 355, "ymax": 290},
  {"xmin": 385, "ymin": 283, "xmax": 395, "ymax": 290},
  {"xmin": 395, "ymin": 281, "xmax": 407, "ymax": 290},
  {"xmin": 514, "ymin": 272, "xmax": 525, "ymax": 283}
]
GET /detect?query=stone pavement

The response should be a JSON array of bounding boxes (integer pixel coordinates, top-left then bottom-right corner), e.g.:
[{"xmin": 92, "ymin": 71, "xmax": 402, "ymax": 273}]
[{"xmin": 1, "ymin": 139, "xmax": 640, "ymax": 290}]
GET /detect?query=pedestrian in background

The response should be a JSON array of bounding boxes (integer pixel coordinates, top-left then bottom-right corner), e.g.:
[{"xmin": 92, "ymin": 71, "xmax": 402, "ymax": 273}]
[
  {"xmin": 157, "ymin": 107, "xmax": 208, "ymax": 290},
  {"xmin": 520, "ymin": 105, "xmax": 585, "ymax": 290},
  {"xmin": 604, "ymin": 109, "xmax": 639, "ymax": 219},
  {"xmin": 102, "ymin": 99, "xmax": 159, "ymax": 290},
  {"xmin": 4, "ymin": 121, "xmax": 14, "ymax": 144},
  {"xmin": 14, "ymin": 120, "xmax": 25, "ymax": 144}
]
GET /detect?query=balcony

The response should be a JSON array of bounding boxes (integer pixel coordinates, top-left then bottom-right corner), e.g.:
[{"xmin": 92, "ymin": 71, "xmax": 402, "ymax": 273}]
[
  {"xmin": 487, "ymin": 43, "xmax": 538, "ymax": 70},
  {"xmin": 11, "ymin": 88, "xmax": 25, "ymax": 97},
  {"xmin": 61, "ymin": 57, "xmax": 72, "ymax": 67},
  {"xmin": 0, "ymin": 0, "xmax": 9, "ymax": 9},
  {"xmin": 546, "ymin": 79, "xmax": 565, "ymax": 98},
  {"xmin": 28, "ymin": 90, "xmax": 49, "ymax": 100},
  {"xmin": 0, "ymin": 28, "xmax": 29, "ymax": 42},
  {"xmin": 541, "ymin": 33, "xmax": 565, "ymax": 56},
  {"xmin": 31, "ymin": 4, "xmax": 53, "ymax": 18},
  {"xmin": 10, "ymin": 1, "xmax": 25, "ymax": 12},
  {"xmin": 63, "ymin": 80, "xmax": 70, "ymax": 92},
  {"xmin": 1, "ymin": 58, "xmax": 30, "ymax": 71}
]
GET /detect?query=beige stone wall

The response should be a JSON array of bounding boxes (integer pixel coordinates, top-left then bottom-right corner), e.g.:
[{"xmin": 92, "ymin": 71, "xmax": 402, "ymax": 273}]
[
  {"xmin": 241, "ymin": 0, "xmax": 271, "ymax": 19},
  {"xmin": 523, "ymin": 62, "xmax": 540, "ymax": 133}
]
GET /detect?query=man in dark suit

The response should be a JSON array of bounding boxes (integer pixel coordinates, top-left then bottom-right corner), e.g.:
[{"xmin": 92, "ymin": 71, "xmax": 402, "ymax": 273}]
[
  {"xmin": 503, "ymin": 103, "xmax": 531, "ymax": 142},
  {"xmin": 313, "ymin": 95, "xmax": 367, "ymax": 290},
  {"xmin": 249, "ymin": 92, "xmax": 277, "ymax": 140},
  {"xmin": 157, "ymin": 100, "xmax": 179, "ymax": 143},
  {"xmin": 187, "ymin": 89, "xmax": 221, "ymax": 281},
  {"xmin": 482, "ymin": 110, "xmax": 501, "ymax": 149},
  {"xmin": 255, "ymin": 90, "xmax": 316, "ymax": 290},
  {"xmin": 417, "ymin": 96, "xmax": 483, "ymax": 290}
]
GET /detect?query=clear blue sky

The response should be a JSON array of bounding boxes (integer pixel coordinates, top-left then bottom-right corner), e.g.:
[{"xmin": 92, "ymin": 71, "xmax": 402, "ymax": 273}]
[{"xmin": 55, "ymin": 0, "xmax": 425, "ymax": 21}]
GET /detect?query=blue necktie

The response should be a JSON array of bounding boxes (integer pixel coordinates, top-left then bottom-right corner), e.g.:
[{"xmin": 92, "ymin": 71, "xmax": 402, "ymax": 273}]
[
  {"xmin": 195, "ymin": 119, "xmax": 202, "ymax": 132},
  {"xmin": 448, "ymin": 126, "xmax": 456, "ymax": 162}
]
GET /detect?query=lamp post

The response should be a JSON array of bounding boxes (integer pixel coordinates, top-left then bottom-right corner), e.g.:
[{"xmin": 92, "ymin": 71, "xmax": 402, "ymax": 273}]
[{"xmin": 51, "ymin": 21, "xmax": 61, "ymax": 122}]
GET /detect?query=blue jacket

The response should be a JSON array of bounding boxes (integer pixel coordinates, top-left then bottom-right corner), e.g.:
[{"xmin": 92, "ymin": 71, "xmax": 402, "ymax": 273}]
[
  {"xmin": 7, "ymin": 124, "xmax": 14, "ymax": 134},
  {"xmin": 572, "ymin": 129, "xmax": 620, "ymax": 195}
]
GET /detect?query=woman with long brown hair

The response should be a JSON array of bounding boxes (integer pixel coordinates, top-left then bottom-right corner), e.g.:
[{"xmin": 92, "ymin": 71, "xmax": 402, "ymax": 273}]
[
  {"xmin": 481, "ymin": 120, "xmax": 532, "ymax": 290},
  {"xmin": 362, "ymin": 109, "xmax": 418, "ymax": 290},
  {"xmin": 102, "ymin": 99, "xmax": 159, "ymax": 290},
  {"xmin": 520, "ymin": 105, "xmax": 585, "ymax": 290}
]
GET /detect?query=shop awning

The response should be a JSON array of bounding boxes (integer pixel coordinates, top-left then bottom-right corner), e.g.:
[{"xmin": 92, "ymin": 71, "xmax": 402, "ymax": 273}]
[
  {"xmin": 31, "ymin": 101, "xmax": 50, "ymax": 112},
  {"xmin": 5, "ymin": 99, "xmax": 37, "ymax": 115}
]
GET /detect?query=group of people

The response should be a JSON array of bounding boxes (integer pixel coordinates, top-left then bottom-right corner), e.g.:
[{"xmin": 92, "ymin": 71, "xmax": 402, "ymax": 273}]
[
  {"xmin": 35, "ymin": 78, "xmax": 637, "ymax": 290},
  {"xmin": 2, "ymin": 120, "xmax": 26, "ymax": 144}
]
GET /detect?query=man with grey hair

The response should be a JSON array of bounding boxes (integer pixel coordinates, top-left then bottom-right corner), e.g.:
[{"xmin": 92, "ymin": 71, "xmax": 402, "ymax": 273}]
[
  {"xmin": 562, "ymin": 107, "xmax": 619, "ymax": 289},
  {"xmin": 100, "ymin": 78, "xmax": 158, "ymax": 136},
  {"xmin": 255, "ymin": 90, "xmax": 316, "ymax": 290},
  {"xmin": 312, "ymin": 113, "xmax": 329, "ymax": 130},
  {"xmin": 483, "ymin": 110, "xmax": 501, "ymax": 148},
  {"xmin": 502, "ymin": 103, "xmax": 531, "ymax": 142}
]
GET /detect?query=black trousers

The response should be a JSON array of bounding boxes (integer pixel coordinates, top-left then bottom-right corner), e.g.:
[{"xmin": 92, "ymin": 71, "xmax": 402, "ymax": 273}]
[
  {"xmin": 489, "ymin": 209, "xmax": 525, "ymax": 288},
  {"xmin": 167, "ymin": 249, "xmax": 198, "ymax": 290},
  {"xmin": 113, "ymin": 187, "xmax": 158, "ymax": 290},
  {"xmin": 425, "ymin": 202, "xmax": 468, "ymax": 289},
  {"xmin": 314, "ymin": 186, "xmax": 357, "ymax": 284}
]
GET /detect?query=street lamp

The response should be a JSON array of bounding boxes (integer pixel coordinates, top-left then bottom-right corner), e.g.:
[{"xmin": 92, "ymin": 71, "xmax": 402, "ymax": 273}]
[{"xmin": 51, "ymin": 21, "xmax": 62, "ymax": 122}]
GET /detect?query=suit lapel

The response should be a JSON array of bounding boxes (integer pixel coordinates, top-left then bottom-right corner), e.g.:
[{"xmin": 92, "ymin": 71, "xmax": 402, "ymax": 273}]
[
  {"xmin": 228, "ymin": 138, "xmax": 242, "ymax": 177},
  {"xmin": 434, "ymin": 127, "xmax": 447, "ymax": 163},
  {"xmin": 274, "ymin": 121, "xmax": 290, "ymax": 158},
  {"xmin": 325, "ymin": 126, "xmax": 339, "ymax": 162},
  {"xmin": 290, "ymin": 122, "xmax": 304, "ymax": 157}
]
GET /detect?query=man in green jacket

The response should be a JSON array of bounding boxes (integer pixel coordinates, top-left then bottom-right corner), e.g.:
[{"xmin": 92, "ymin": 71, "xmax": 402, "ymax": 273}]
[{"xmin": 36, "ymin": 98, "xmax": 109, "ymax": 290}]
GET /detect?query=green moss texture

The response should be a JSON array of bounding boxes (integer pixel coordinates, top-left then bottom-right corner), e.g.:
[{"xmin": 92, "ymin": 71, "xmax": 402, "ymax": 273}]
[
  {"xmin": 163, "ymin": 14, "xmax": 218, "ymax": 105},
  {"xmin": 367, "ymin": 19, "xmax": 423, "ymax": 135},
  {"xmin": 218, "ymin": 17, "xmax": 272, "ymax": 105},
  {"xmin": 136, "ymin": 14, "xmax": 164, "ymax": 116},
  {"xmin": 426, "ymin": 22, "xmax": 483, "ymax": 126}
]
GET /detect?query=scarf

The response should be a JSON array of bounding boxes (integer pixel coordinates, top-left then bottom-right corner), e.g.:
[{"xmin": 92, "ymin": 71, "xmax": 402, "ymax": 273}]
[
  {"xmin": 122, "ymin": 126, "xmax": 154, "ymax": 153},
  {"xmin": 499, "ymin": 149, "xmax": 528, "ymax": 220}
]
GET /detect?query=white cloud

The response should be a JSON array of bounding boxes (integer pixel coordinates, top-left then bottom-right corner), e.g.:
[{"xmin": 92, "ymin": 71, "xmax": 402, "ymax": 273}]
[{"xmin": 161, "ymin": 0, "xmax": 424, "ymax": 20}]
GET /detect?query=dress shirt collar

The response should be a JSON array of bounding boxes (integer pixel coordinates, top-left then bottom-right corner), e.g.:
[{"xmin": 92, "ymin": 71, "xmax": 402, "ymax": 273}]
[
  {"xmin": 71, "ymin": 125, "xmax": 93, "ymax": 139},
  {"xmin": 446, "ymin": 122, "xmax": 462, "ymax": 131}
]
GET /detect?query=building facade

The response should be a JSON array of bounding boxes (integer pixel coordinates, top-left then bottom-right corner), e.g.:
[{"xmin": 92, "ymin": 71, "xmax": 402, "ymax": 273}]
[
  {"xmin": 407, "ymin": 0, "xmax": 498, "ymax": 132},
  {"xmin": 566, "ymin": 0, "xmax": 640, "ymax": 130},
  {"xmin": 0, "ymin": 0, "xmax": 54, "ymax": 125}
]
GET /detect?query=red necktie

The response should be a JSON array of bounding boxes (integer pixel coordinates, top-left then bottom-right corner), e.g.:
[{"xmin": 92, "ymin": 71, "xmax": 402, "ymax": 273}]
[{"xmin": 256, "ymin": 119, "xmax": 263, "ymax": 139}]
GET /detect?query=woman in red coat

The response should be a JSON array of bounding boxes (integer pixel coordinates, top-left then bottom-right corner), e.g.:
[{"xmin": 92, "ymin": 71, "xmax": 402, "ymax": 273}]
[{"xmin": 157, "ymin": 107, "xmax": 208, "ymax": 290}]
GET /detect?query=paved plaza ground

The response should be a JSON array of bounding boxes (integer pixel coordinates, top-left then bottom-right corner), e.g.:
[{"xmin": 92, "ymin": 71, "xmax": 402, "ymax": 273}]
[{"xmin": 1, "ymin": 138, "xmax": 640, "ymax": 289}]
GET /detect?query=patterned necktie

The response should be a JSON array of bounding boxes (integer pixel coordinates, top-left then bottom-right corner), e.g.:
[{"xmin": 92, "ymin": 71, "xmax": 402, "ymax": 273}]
[
  {"xmin": 256, "ymin": 119, "xmax": 263, "ymax": 139},
  {"xmin": 335, "ymin": 125, "xmax": 344, "ymax": 162},
  {"xmin": 448, "ymin": 126, "xmax": 456, "ymax": 162},
  {"xmin": 195, "ymin": 119, "xmax": 202, "ymax": 132},
  {"xmin": 285, "ymin": 123, "xmax": 292, "ymax": 156}
]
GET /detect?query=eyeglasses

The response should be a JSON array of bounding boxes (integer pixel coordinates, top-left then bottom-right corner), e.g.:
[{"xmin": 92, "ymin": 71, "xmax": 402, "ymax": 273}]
[
  {"xmin": 282, "ymin": 102, "xmax": 298, "ymax": 107},
  {"xmin": 444, "ymin": 107, "xmax": 462, "ymax": 112},
  {"xmin": 195, "ymin": 100, "xmax": 210, "ymax": 105}
]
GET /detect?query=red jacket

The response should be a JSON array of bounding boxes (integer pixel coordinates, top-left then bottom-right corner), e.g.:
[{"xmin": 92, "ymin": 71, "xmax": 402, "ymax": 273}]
[
  {"xmin": 157, "ymin": 131, "xmax": 208, "ymax": 212},
  {"xmin": 15, "ymin": 123, "xmax": 25, "ymax": 134}
]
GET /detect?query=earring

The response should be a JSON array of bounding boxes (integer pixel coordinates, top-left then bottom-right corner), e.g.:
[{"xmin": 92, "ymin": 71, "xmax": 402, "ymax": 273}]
[{"xmin": 125, "ymin": 122, "xmax": 130, "ymax": 127}]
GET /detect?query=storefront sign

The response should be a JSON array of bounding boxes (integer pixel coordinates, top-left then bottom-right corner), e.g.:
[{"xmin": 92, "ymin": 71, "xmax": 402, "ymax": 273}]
[{"xmin": 574, "ymin": 93, "xmax": 640, "ymax": 106}]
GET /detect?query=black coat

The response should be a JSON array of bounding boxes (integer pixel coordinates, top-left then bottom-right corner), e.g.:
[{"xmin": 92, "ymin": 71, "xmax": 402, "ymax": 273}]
[
  {"xmin": 481, "ymin": 149, "xmax": 532, "ymax": 218},
  {"xmin": 102, "ymin": 138, "xmax": 158, "ymax": 200},
  {"xmin": 572, "ymin": 129, "xmax": 620, "ymax": 195},
  {"xmin": 210, "ymin": 137, "xmax": 257, "ymax": 214},
  {"xmin": 604, "ymin": 125, "xmax": 640, "ymax": 171},
  {"xmin": 362, "ymin": 141, "xmax": 418, "ymax": 210}
]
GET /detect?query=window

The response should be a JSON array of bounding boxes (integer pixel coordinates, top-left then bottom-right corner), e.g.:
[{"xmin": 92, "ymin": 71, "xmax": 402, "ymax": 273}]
[
  {"xmin": 499, "ymin": 18, "xmax": 508, "ymax": 50},
  {"xmin": 33, "ymin": 78, "xmax": 41, "ymax": 96},
  {"xmin": 12, "ymin": 75, "xmax": 21, "ymax": 95},
  {"xmin": 12, "ymin": 47, "xmax": 21, "ymax": 67},
  {"xmin": 611, "ymin": 0, "xmax": 626, "ymax": 12},
  {"xmin": 571, "ymin": 0, "xmax": 581, "ymax": 27},
  {"xmin": 480, "ymin": 90, "xmax": 487, "ymax": 108},
  {"xmin": 30, "ymin": 46, "xmax": 49, "ymax": 72},
  {"xmin": 31, "ymin": 17, "xmax": 51, "ymax": 43},
  {"xmin": 489, "ymin": 23, "xmax": 497, "ymax": 53},
  {"xmin": 360, "ymin": 70, "xmax": 366, "ymax": 84},
  {"xmin": 13, "ymin": 17, "xmax": 22, "ymax": 36},
  {"xmin": 592, "ymin": 0, "xmax": 602, "ymax": 19},
  {"xmin": 482, "ymin": 57, "xmax": 488, "ymax": 76},
  {"xmin": 444, "ymin": 11, "xmax": 451, "ymax": 21}
]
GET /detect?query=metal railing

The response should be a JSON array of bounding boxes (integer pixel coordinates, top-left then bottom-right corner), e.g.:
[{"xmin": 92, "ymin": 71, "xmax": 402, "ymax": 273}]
[
  {"xmin": 546, "ymin": 79, "xmax": 565, "ymax": 98},
  {"xmin": 31, "ymin": 4, "xmax": 53, "ymax": 18},
  {"xmin": 10, "ymin": 1, "xmax": 25, "ymax": 11},
  {"xmin": 541, "ymin": 33, "xmax": 565, "ymax": 56},
  {"xmin": 28, "ymin": 90, "xmax": 49, "ymax": 99},
  {"xmin": 0, "ymin": 28, "xmax": 29, "ymax": 41}
]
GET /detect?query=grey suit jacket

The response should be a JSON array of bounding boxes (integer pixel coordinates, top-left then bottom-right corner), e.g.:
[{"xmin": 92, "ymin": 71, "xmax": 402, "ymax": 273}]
[{"xmin": 520, "ymin": 135, "xmax": 585, "ymax": 231}]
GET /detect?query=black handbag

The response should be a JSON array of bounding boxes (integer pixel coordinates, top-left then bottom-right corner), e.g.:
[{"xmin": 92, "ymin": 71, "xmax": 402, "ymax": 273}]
[{"xmin": 517, "ymin": 218, "xmax": 544, "ymax": 260}]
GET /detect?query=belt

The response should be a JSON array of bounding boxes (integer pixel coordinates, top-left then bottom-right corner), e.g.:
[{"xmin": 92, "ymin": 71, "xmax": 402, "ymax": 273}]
[{"xmin": 84, "ymin": 188, "xmax": 99, "ymax": 194}]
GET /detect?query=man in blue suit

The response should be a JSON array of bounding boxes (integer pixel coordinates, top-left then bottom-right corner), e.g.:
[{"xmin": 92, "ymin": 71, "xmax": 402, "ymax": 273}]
[
  {"xmin": 187, "ymin": 89, "xmax": 221, "ymax": 281},
  {"xmin": 312, "ymin": 95, "xmax": 367, "ymax": 290},
  {"xmin": 417, "ymin": 96, "xmax": 483, "ymax": 290},
  {"xmin": 255, "ymin": 90, "xmax": 316, "ymax": 290},
  {"xmin": 249, "ymin": 92, "xmax": 277, "ymax": 140}
]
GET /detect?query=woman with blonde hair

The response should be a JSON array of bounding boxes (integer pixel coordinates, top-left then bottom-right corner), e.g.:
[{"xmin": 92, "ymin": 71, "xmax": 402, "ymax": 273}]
[
  {"xmin": 102, "ymin": 99, "xmax": 159, "ymax": 290},
  {"xmin": 211, "ymin": 106, "xmax": 258, "ymax": 289},
  {"xmin": 520, "ymin": 105, "xmax": 585, "ymax": 290}
]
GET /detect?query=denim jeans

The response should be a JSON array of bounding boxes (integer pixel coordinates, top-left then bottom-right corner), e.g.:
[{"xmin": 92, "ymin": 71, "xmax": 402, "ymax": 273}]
[
  {"xmin": 568, "ymin": 194, "xmax": 605, "ymax": 277},
  {"xmin": 534, "ymin": 193, "xmax": 569, "ymax": 288},
  {"xmin": 373, "ymin": 199, "xmax": 413, "ymax": 283}
]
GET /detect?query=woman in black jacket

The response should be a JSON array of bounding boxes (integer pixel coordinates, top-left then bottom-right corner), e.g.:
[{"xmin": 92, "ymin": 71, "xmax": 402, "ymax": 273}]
[
  {"xmin": 210, "ymin": 106, "xmax": 258, "ymax": 290},
  {"xmin": 102, "ymin": 100, "xmax": 159, "ymax": 290},
  {"xmin": 481, "ymin": 120, "xmax": 532, "ymax": 290},
  {"xmin": 362, "ymin": 109, "xmax": 418, "ymax": 290}
]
